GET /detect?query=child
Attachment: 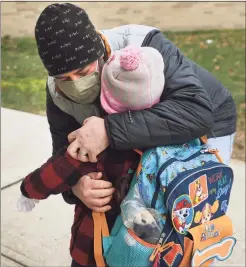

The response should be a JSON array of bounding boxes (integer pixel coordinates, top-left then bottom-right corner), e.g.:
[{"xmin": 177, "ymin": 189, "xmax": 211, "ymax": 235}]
[{"xmin": 17, "ymin": 45, "xmax": 165, "ymax": 267}]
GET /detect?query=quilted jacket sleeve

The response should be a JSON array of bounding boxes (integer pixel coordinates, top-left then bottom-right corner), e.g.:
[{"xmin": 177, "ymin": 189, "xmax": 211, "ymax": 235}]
[{"xmin": 105, "ymin": 31, "xmax": 214, "ymax": 150}]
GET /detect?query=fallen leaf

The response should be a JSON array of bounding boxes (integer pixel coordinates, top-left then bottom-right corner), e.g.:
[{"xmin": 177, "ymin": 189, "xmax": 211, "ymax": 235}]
[
  {"xmin": 200, "ymin": 42, "xmax": 205, "ymax": 48},
  {"xmin": 228, "ymin": 69, "xmax": 234, "ymax": 75},
  {"xmin": 214, "ymin": 65, "xmax": 220, "ymax": 71},
  {"xmin": 185, "ymin": 37, "xmax": 192, "ymax": 45},
  {"xmin": 217, "ymin": 55, "xmax": 224, "ymax": 60},
  {"xmin": 200, "ymin": 42, "xmax": 208, "ymax": 49},
  {"xmin": 186, "ymin": 35, "xmax": 193, "ymax": 41},
  {"xmin": 240, "ymin": 103, "xmax": 246, "ymax": 109}
]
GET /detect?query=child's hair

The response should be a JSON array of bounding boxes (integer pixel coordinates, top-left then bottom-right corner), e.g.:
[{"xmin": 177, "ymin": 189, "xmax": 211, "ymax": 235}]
[
  {"xmin": 100, "ymin": 45, "xmax": 165, "ymax": 114},
  {"xmin": 113, "ymin": 173, "xmax": 134, "ymax": 212}
]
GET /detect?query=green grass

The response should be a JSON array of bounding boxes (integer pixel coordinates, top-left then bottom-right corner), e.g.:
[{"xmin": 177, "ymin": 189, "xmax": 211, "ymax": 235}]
[
  {"xmin": 1, "ymin": 36, "xmax": 47, "ymax": 114},
  {"xmin": 1, "ymin": 30, "xmax": 245, "ymax": 160},
  {"xmin": 164, "ymin": 30, "xmax": 245, "ymax": 161}
]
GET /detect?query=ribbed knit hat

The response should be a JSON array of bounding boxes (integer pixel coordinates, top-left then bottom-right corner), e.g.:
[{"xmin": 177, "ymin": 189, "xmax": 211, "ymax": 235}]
[
  {"xmin": 35, "ymin": 3, "xmax": 104, "ymax": 76},
  {"xmin": 101, "ymin": 45, "xmax": 165, "ymax": 114}
]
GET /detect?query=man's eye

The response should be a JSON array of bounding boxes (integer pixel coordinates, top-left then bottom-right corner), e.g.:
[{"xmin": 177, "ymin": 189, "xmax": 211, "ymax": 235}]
[{"xmin": 78, "ymin": 71, "xmax": 87, "ymax": 76}]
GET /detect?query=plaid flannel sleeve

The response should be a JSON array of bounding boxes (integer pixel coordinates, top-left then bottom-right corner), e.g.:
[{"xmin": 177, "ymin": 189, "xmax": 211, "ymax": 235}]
[{"xmin": 20, "ymin": 147, "xmax": 90, "ymax": 199}]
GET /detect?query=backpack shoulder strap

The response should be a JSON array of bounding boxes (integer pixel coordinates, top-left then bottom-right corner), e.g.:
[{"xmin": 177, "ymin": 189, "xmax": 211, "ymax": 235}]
[
  {"xmin": 200, "ymin": 135, "xmax": 208, "ymax": 144},
  {"xmin": 200, "ymin": 135, "xmax": 224, "ymax": 163},
  {"xmin": 93, "ymin": 149, "xmax": 143, "ymax": 266},
  {"xmin": 92, "ymin": 212, "xmax": 109, "ymax": 267}
]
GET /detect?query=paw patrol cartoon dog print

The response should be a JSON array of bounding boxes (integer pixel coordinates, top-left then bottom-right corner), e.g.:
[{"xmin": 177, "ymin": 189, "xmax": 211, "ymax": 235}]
[
  {"xmin": 189, "ymin": 174, "xmax": 208, "ymax": 207},
  {"xmin": 194, "ymin": 200, "xmax": 219, "ymax": 224},
  {"xmin": 172, "ymin": 195, "xmax": 194, "ymax": 234}
]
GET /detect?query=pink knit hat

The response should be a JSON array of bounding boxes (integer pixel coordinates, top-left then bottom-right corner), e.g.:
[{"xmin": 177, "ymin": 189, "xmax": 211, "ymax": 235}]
[{"xmin": 100, "ymin": 45, "xmax": 165, "ymax": 114}]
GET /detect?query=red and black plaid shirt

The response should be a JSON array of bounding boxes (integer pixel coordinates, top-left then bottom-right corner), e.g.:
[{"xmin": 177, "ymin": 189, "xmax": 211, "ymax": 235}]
[{"xmin": 20, "ymin": 147, "xmax": 139, "ymax": 266}]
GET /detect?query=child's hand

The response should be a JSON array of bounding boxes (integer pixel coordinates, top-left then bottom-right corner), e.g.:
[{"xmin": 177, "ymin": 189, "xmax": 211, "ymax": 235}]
[{"xmin": 17, "ymin": 194, "xmax": 39, "ymax": 212}]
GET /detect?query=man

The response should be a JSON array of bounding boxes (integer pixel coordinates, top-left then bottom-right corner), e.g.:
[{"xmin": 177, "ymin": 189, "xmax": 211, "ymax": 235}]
[{"xmin": 36, "ymin": 3, "xmax": 236, "ymax": 221}]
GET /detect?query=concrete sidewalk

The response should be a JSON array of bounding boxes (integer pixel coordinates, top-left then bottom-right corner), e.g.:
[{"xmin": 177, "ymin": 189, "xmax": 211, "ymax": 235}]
[
  {"xmin": 1, "ymin": 107, "xmax": 245, "ymax": 266},
  {"xmin": 1, "ymin": 108, "xmax": 73, "ymax": 266}
]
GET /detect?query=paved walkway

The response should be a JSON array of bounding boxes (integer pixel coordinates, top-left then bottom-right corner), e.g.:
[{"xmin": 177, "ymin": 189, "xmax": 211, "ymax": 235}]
[
  {"xmin": 1, "ymin": 2, "xmax": 245, "ymax": 37},
  {"xmin": 1, "ymin": 107, "xmax": 245, "ymax": 266}
]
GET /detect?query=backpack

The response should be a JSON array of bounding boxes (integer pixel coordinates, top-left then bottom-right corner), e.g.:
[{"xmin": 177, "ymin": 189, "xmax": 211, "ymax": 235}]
[{"xmin": 92, "ymin": 137, "xmax": 236, "ymax": 267}]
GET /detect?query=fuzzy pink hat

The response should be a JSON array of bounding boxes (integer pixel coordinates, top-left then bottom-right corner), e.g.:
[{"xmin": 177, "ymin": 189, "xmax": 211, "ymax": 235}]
[{"xmin": 100, "ymin": 45, "xmax": 165, "ymax": 114}]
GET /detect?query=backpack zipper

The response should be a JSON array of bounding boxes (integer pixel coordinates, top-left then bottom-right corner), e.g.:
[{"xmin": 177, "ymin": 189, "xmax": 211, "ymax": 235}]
[
  {"xmin": 151, "ymin": 148, "xmax": 212, "ymax": 208},
  {"xmin": 201, "ymin": 148, "xmax": 223, "ymax": 162},
  {"xmin": 149, "ymin": 229, "xmax": 174, "ymax": 262}
]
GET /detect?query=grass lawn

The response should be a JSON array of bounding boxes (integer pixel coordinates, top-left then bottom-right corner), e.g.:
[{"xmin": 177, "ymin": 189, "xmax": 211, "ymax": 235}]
[{"xmin": 1, "ymin": 30, "xmax": 245, "ymax": 161}]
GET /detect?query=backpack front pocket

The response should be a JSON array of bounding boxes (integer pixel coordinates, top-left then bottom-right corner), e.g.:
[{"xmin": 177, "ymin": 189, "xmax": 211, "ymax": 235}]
[
  {"xmin": 104, "ymin": 224, "xmax": 155, "ymax": 267},
  {"xmin": 188, "ymin": 215, "xmax": 236, "ymax": 267}
]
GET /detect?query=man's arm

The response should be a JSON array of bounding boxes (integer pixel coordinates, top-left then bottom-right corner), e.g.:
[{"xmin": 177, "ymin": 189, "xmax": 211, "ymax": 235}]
[
  {"xmin": 105, "ymin": 31, "xmax": 214, "ymax": 150},
  {"xmin": 46, "ymin": 85, "xmax": 116, "ymax": 209}
]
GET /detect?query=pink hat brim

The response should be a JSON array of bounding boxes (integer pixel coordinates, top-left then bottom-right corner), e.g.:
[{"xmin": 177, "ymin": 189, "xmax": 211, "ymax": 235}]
[{"xmin": 100, "ymin": 75, "xmax": 127, "ymax": 114}]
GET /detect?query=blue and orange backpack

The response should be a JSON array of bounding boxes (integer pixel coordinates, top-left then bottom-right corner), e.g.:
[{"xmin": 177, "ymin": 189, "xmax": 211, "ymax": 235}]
[{"xmin": 92, "ymin": 137, "xmax": 236, "ymax": 267}]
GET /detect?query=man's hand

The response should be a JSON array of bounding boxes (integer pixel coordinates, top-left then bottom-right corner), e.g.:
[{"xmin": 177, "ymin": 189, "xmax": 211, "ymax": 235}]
[
  {"xmin": 67, "ymin": 116, "xmax": 109, "ymax": 162},
  {"xmin": 72, "ymin": 172, "xmax": 115, "ymax": 212}
]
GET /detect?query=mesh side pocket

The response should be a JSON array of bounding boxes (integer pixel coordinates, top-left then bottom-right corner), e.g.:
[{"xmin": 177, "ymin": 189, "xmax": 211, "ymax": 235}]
[{"xmin": 105, "ymin": 224, "xmax": 155, "ymax": 267}]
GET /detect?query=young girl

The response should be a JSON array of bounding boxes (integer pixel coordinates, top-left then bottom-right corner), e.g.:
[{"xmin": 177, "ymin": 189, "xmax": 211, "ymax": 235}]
[{"xmin": 17, "ymin": 45, "xmax": 165, "ymax": 267}]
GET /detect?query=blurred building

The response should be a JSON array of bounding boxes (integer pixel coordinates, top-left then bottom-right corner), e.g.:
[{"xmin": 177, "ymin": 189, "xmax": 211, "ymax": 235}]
[{"xmin": 1, "ymin": 1, "xmax": 245, "ymax": 37}]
